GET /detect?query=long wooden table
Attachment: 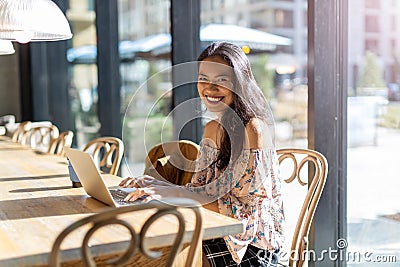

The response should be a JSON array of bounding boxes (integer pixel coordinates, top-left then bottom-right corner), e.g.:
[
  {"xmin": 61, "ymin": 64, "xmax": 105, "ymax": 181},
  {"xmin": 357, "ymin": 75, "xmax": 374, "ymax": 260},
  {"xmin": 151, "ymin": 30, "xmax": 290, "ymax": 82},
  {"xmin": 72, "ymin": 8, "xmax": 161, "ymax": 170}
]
[{"xmin": 0, "ymin": 137, "xmax": 243, "ymax": 266}]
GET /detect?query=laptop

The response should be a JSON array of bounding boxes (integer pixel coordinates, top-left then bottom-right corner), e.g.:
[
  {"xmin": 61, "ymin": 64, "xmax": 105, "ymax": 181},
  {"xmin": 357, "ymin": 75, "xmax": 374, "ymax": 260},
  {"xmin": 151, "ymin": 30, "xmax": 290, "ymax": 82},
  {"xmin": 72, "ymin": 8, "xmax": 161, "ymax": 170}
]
[{"xmin": 65, "ymin": 147, "xmax": 144, "ymax": 207}]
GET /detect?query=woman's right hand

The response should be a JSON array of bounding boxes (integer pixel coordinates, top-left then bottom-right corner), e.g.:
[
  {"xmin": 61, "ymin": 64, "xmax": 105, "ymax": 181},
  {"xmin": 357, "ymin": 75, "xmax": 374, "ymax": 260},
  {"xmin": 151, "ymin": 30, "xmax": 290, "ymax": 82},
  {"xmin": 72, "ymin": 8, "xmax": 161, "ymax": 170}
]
[{"xmin": 119, "ymin": 175, "xmax": 172, "ymax": 188}]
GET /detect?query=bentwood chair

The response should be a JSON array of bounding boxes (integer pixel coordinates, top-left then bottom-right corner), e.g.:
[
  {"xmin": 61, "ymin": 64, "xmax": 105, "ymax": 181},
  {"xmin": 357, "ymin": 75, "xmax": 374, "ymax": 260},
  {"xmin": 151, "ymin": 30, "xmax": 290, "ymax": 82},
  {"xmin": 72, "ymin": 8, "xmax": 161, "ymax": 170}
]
[
  {"xmin": 0, "ymin": 115, "xmax": 16, "ymax": 136},
  {"xmin": 144, "ymin": 140, "xmax": 200, "ymax": 185},
  {"xmin": 22, "ymin": 124, "xmax": 60, "ymax": 151},
  {"xmin": 83, "ymin": 137, "xmax": 124, "ymax": 175},
  {"xmin": 0, "ymin": 114, "xmax": 15, "ymax": 126},
  {"xmin": 276, "ymin": 148, "xmax": 328, "ymax": 267},
  {"xmin": 11, "ymin": 121, "xmax": 33, "ymax": 143},
  {"xmin": 49, "ymin": 198, "xmax": 203, "ymax": 267},
  {"xmin": 47, "ymin": 131, "xmax": 74, "ymax": 156}
]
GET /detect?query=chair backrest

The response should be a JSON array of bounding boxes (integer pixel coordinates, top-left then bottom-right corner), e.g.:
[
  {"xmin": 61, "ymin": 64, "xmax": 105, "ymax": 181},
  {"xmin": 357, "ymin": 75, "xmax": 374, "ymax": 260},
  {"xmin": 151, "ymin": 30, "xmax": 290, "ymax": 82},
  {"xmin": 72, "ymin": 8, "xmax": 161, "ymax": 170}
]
[
  {"xmin": 49, "ymin": 198, "xmax": 203, "ymax": 267},
  {"xmin": 276, "ymin": 148, "xmax": 328, "ymax": 267},
  {"xmin": 0, "ymin": 114, "xmax": 15, "ymax": 126},
  {"xmin": 22, "ymin": 124, "xmax": 60, "ymax": 150},
  {"xmin": 47, "ymin": 131, "xmax": 74, "ymax": 156},
  {"xmin": 144, "ymin": 140, "xmax": 200, "ymax": 185},
  {"xmin": 83, "ymin": 136, "xmax": 124, "ymax": 175},
  {"xmin": 11, "ymin": 121, "xmax": 32, "ymax": 143}
]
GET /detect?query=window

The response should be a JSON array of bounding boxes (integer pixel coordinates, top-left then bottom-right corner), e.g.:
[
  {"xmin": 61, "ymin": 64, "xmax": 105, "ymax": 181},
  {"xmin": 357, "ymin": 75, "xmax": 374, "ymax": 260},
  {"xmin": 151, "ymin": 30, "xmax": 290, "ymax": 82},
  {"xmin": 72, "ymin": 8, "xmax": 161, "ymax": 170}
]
[
  {"xmin": 348, "ymin": 0, "xmax": 400, "ymax": 264},
  {"xmin": 67, "ymin": 0, "xmax": 99, "ymax": 148},
  {"xmin": 365, "ymin": 15, "xmax": 380, "ymax": 33},
  {"xmin": 365, "ymin": 39, "xmax": 379, "ymax": 55},
  {"xmin": 391, "ymin": 16, "xmax": 397, "ymax": 31},
  {"xmin": 365, "ymin": 0, "xmax": 380, "ymax": 9},
  {"xmin": 118, "ymin": 0, "xmax": 173, "ymax": 176},
  {"xmin": 391, "ymin": 39, "xmax": 397, "ymax": 53},
  {"xmin": 275, "ymin": 9, "xmax": 294, "ymax": 28}
]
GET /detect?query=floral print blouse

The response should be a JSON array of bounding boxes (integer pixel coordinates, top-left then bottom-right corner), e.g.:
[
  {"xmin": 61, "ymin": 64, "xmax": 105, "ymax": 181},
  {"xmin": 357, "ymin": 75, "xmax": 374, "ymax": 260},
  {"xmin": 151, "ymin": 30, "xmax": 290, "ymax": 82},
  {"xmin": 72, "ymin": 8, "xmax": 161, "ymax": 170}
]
[{"xmin": 185, "ymin": 142, "xmax": 286, "ymax": 263}]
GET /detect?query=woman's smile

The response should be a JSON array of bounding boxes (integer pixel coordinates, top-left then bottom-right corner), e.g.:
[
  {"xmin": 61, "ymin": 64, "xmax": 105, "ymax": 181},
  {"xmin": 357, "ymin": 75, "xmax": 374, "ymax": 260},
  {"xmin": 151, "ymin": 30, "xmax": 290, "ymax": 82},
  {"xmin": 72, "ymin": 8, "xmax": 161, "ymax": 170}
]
[{"xmin": 205, "ymin": 95, "xmax": 224, "ymax": 104}]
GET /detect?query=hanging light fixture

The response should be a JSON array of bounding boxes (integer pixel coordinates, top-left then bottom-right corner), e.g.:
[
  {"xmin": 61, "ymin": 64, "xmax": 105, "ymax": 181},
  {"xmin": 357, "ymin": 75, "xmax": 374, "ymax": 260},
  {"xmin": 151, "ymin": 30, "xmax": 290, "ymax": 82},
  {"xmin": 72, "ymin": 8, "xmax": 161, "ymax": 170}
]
[
  {"xmin": 0, "ymin": 40, "xmax": 14, "ymax": 54},
  {"xmin": 0, "ymin": 0, "xmax": 72, "ymax": 43}
]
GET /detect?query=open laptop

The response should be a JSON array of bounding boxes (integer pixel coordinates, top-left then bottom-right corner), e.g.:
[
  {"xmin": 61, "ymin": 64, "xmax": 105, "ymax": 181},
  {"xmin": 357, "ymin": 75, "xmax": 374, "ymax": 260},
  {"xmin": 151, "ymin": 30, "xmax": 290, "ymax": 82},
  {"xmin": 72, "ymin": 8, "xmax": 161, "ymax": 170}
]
[{"xmin": 65, "ymin": 147, "xmax": 144, "ymax": 207}]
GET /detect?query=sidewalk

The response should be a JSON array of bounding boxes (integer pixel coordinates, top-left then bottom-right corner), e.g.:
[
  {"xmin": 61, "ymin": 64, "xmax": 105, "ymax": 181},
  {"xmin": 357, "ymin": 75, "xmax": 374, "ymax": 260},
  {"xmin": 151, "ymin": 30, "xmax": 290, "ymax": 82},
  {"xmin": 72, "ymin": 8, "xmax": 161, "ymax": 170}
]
[{"xmin": 347, "ymin": 127, "xmax": 400, "ymax": 266}]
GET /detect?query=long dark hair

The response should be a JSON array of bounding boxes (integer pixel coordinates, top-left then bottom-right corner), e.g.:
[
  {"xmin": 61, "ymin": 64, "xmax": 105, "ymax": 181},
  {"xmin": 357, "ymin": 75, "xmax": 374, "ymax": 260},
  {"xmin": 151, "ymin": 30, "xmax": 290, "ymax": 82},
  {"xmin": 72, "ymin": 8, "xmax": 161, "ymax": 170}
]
[{"xmin": 198, "ymin": 42, "xmax": 271, "ymax": 170}]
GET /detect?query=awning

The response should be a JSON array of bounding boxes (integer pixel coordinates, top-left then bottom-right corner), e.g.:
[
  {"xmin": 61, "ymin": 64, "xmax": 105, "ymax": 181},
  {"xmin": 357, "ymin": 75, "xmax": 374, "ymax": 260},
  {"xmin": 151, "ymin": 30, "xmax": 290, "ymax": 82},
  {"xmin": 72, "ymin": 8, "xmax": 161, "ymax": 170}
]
[{"xmin": 67, "ymin": 23, "xmax": 291, "ymax": 64}]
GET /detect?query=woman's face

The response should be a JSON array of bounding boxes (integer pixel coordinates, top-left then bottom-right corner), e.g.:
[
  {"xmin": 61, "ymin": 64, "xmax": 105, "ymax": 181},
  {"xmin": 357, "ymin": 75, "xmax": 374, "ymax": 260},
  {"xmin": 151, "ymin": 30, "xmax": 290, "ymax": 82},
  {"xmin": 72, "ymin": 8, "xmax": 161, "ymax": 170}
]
[{"xmin": 197, "ymin": 56, "xmax": 234, "ymax": 113}]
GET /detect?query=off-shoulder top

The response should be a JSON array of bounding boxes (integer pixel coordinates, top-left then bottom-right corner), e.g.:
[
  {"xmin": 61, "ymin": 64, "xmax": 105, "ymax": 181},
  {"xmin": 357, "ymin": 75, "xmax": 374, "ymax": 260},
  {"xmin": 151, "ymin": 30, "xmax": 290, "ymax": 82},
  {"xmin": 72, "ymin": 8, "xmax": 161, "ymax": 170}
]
[{"xmin": 185, "ymin": 142, "xmax": 285, "ymax": 263}]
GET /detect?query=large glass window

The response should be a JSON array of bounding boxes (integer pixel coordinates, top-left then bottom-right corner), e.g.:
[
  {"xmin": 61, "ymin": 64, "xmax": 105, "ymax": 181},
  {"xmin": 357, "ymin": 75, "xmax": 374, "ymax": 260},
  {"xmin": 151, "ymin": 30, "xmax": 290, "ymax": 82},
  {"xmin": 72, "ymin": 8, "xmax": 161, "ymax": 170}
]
[
  {"xmin": 348, "ymin": 0, "xmax": 400, "ymax": 265},
  {"xmin": 118, "ymin": 0, "xmax": 172, "ymax": 177},
  {"xmin": 66, "ymin": 0, "xmax": 99, "ymax": 148}
]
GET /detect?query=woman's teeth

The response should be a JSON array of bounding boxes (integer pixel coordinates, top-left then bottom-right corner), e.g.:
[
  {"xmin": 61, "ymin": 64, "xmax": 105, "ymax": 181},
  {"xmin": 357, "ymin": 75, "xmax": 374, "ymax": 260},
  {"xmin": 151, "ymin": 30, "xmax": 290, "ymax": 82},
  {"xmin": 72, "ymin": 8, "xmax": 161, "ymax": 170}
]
[{"xmin": 206, "ymin": 96, "xmax": 223, "ymax": 102}]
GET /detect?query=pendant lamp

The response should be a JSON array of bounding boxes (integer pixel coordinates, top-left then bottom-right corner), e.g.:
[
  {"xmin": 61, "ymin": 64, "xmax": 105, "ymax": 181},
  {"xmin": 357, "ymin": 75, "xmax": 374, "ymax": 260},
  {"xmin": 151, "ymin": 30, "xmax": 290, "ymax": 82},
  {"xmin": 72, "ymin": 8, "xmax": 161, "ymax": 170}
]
[
  {"xmin": 0, "ymin": 0, "xmax": 72, "ymax": 43},
  {"xmin": 0, "ymin": 39, "xmax": 14, "ymax": 54}
]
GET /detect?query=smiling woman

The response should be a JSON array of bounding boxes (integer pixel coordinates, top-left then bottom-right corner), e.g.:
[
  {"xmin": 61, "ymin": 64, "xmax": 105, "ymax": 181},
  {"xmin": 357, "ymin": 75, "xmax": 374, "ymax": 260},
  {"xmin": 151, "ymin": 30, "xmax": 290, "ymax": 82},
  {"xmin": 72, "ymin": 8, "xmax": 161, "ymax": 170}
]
[{"xmin": 120, "ymin": 42, "xmax": 283, "ymax": 267}]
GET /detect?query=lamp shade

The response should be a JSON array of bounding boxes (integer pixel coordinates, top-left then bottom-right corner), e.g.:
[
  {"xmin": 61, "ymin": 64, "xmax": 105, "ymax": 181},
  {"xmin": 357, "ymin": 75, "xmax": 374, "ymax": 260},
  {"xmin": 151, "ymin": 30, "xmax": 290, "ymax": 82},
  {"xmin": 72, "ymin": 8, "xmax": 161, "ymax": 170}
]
[
  {"xmin": 0, "ymin": 39, "xmax": 14, "ymax": 54},
  {"xmin": 0, "ymin": 0, "xmax": 72, "ymax": 43}
]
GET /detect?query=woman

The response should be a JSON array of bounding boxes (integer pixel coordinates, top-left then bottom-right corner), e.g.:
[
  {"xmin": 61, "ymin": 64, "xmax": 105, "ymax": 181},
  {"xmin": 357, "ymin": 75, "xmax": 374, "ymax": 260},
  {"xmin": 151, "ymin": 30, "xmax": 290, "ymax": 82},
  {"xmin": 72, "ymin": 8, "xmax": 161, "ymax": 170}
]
[{"xmin": 120, "ymin": 42, "xmax": 285, "ymax": 266}]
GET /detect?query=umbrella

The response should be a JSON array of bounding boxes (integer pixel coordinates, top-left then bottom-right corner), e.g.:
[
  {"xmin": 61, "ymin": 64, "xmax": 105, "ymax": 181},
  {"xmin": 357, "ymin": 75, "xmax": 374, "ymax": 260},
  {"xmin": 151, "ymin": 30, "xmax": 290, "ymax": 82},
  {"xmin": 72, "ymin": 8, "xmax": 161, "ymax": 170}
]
[
  {"xmin": 67, "ymin": 23, "xmax": 291, "ymax": 64},
  {"xmin": 66, "ymin": 45, "xmax": 96, "ymax": 64},
  {"xmin": 200, "ymin": 24, "xmax": 291, "ymax": 50},
  {"xmin": 119, "ymin": 33, "xmax": 171, "ymax": 59}
]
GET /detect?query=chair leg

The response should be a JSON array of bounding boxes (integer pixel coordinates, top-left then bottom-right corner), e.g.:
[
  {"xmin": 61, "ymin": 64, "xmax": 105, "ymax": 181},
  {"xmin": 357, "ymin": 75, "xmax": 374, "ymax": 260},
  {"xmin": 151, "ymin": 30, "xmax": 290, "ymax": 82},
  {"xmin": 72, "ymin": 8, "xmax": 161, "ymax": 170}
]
[{"xmin": 202, "ymin": 251, "xmax": 211, "ymax": 267}]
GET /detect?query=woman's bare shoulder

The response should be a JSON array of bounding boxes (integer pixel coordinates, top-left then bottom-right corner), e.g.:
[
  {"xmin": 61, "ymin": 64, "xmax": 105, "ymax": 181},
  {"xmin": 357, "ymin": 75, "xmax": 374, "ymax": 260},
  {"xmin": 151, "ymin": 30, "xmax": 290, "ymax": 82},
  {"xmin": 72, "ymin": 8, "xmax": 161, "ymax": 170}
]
[
  {"xmin": 245, "ymin": 118, "xmax": 264, "ymax": 149},
  {"xmin": 203, "ymin": 120, "xmax": 220, "ymax": 147}
]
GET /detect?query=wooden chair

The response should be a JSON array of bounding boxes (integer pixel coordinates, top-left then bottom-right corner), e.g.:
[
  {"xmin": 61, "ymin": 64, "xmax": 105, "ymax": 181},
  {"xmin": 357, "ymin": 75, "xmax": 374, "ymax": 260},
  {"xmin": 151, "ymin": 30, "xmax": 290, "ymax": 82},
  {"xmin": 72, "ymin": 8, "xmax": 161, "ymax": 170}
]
[
  {"xmin": 11, "ymin": 121, "xmax": 32, "ymax": 143},
  {"xmin": 0, "ymin": 114, "xmax": 15, "ymax": 125},
  {"xmin": 49, "ymin": 198, "xmax": 203, "ymax": 267},
  {"xmin": 0, "ymin": 115, "xmax": 16, "ymax": 136},
  {"xmin": 276, "ymin": 148, "xmax": 328, "ymax": 267},
  {"xmin": 47, "ymin": 131, "xmax": 74, "ymax": 156},
  {"xmin": 22, "ymin": 124, "xmax": 60, "ymax": 150},
  {"xmin": 83, "ymin": 137, "xmax": 124, "ymax": 175},
  {"xmin": 144, "ymin": 140, "xmax": 200, "ymax": 185}
]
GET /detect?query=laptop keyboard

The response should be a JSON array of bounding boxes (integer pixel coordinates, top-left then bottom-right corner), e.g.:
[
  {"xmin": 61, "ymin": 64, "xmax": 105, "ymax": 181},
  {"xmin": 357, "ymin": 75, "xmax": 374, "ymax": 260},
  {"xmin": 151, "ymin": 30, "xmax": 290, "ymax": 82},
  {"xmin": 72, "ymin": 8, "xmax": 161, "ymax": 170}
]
[{"xmin": 109, "ymin": 189, "xmax": 132, "ymax": 205}]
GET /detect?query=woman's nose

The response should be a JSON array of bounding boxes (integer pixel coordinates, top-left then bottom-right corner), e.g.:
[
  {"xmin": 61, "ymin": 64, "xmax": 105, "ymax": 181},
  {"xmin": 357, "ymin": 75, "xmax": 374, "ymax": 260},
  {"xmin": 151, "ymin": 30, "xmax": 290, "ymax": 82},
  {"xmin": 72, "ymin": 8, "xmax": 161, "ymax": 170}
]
[{"xmin": 205, "ymin": 82, "xmax": 219, "ymax": 91}]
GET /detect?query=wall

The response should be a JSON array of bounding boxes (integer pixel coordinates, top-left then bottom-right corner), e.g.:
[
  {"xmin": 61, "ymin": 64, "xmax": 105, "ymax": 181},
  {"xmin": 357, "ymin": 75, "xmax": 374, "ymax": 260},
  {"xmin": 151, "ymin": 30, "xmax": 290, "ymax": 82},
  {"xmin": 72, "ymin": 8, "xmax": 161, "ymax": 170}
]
[{"xmin": 0, "ymin": 49, "xmax": 20, "ymax": 120}]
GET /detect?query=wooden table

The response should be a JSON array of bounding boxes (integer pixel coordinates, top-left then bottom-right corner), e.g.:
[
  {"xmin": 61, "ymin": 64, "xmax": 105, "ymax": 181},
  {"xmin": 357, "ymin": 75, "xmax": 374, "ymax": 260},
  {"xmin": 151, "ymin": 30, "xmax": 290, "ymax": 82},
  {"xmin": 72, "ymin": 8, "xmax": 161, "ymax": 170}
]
[{"xmin": 0, "ymin": 139, "xmax": 243, "ymax": 266}]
